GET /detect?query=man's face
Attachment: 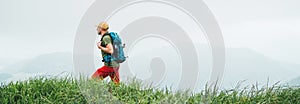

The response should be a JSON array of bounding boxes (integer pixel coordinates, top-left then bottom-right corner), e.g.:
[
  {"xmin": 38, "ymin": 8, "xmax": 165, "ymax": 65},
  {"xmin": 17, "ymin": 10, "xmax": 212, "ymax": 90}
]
[{"xmin": 97, "ymin": 27, "xmax": 102, "ymax": 35}]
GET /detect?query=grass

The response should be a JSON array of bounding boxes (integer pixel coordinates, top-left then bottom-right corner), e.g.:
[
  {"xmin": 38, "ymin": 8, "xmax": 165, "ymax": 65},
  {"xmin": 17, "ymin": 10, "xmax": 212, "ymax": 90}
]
[{"xmin": 0, "ymin": 76, "xmax": 299, "ymax": 104}]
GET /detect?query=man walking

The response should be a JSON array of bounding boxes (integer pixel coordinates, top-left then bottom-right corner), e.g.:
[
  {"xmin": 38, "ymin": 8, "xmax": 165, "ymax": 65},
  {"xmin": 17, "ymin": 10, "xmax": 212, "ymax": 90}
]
[{"xmin": 92, "ymin": 22, "xmax": 120, "ymax": 84}]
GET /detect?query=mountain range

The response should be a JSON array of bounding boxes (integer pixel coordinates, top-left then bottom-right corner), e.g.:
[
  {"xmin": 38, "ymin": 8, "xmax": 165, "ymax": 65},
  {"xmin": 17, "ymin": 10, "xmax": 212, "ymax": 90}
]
[{"xmin": 0, "ymin": 48, "xmax": 299, "ymax": 88}]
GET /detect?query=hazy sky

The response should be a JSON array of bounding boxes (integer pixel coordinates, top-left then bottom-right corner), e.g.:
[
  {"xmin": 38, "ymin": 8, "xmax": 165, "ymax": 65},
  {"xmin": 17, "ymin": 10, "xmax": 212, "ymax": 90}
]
[
  {"xmin": 0, "ymin": 0, "xmax": 94, "ymax": 60},
  {"xmin": 204, "ymin": 0, "xmax": 300, "ymax": 64},
  {"xmin": 0, "ymin": 0, "xmax": 300, "ymax": 64}
]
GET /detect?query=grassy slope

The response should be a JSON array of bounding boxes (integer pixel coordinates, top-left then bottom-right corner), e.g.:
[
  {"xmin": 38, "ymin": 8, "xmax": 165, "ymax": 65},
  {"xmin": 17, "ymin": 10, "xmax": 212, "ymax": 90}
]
[{"xmin": 0, "ymin": 77, "xmax": 299, "ymax": 104}]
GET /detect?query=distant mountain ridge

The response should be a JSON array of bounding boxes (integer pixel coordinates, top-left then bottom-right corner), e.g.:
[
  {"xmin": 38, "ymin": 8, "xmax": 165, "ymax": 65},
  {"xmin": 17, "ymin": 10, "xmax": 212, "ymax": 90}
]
[
  {"xmin": 0, "ymin": 47, "xmax": 299, "ymax": 88},
  {"xmin": 288, "ymin": 76, "xmax": 300, "ymax": 86},
  {"xmin": 0, "ymin": 52, "xmax": 73, "ymax": 83},
  {"xmin": 222, "ymin": 47, "xmax": 300, "ymax": 88}
]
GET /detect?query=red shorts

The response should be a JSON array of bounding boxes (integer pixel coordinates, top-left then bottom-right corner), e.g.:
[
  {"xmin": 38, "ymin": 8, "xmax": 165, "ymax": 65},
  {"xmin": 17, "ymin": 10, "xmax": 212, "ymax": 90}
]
[{"xmin": 92, "ymin": 66, "xmax": 120, "ymax": 84}]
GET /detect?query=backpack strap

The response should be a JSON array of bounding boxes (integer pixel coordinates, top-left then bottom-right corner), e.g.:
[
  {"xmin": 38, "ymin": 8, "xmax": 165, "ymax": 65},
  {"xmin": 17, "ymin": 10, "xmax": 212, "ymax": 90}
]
[
  {"xmin": 100, "ymin": 32, "xmax": 113, "ymax": 66},
  {"xmin": 100, "ymin": 33, "xmax": 114, "ymax": 48}
]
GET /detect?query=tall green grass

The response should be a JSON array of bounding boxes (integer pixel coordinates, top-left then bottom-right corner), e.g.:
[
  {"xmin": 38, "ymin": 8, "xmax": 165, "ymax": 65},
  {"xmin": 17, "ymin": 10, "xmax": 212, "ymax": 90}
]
[{"xmin": 0, "ymin": 76, "xmax": 299, "ymax": 104}]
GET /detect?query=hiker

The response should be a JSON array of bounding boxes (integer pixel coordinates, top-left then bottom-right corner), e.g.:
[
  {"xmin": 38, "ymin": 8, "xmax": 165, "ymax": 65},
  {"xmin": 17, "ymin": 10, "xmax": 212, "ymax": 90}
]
[{"xmin": 92, "ymin": 22, "xmax": 126, "ymax": 85}]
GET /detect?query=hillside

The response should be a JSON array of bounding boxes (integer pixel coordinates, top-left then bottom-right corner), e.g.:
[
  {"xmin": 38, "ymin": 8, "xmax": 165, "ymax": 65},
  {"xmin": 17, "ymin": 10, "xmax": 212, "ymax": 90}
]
[{"xmin": 0, "ymin": 77, "xmax": 299, "ymax": 104}]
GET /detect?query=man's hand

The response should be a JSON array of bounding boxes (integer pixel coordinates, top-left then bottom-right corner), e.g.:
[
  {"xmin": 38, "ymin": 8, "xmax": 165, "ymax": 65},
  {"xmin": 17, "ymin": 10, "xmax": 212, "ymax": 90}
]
[
  {"xmin": 97, "ymin": 42, "xmax": 113, "ymax": 54},
  {"xmin": 97, "ymin": 42, "xmax": 103, "ymax": 50}
]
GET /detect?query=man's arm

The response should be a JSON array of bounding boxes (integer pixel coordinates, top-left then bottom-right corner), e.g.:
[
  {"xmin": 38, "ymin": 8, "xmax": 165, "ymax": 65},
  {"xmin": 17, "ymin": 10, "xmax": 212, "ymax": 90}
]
[{"xmin": 97, "ymin": 42, "xmax": 114, "ymax": 54}]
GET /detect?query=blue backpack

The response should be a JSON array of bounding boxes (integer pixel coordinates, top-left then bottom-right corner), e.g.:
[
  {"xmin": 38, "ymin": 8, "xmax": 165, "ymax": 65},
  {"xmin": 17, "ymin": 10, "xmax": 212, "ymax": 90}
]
[{"xmin": 102, "ymin": 32, "xmax": 126, "ymax": 63}]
